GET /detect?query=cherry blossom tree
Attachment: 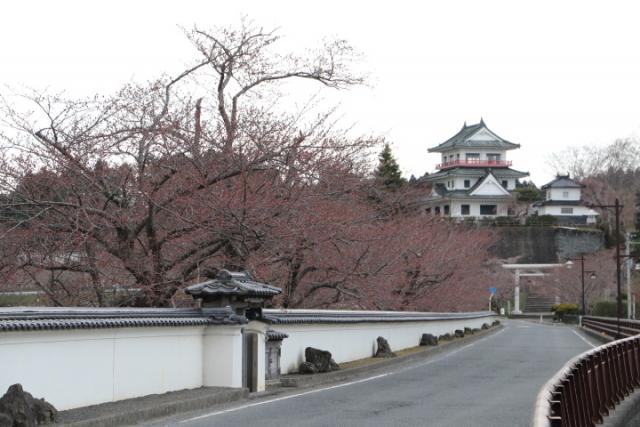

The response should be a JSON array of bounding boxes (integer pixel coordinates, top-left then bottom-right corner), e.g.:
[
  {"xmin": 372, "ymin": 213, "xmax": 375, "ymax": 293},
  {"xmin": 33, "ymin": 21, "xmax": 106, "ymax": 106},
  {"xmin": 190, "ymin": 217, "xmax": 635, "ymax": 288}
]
[
  {"xmin": 0, "ymin": 20, "xmax": 370, "ymax": 307},
  {"xmin": 0, "ymin": 19, "xmax": 498, "ymax": 311}
]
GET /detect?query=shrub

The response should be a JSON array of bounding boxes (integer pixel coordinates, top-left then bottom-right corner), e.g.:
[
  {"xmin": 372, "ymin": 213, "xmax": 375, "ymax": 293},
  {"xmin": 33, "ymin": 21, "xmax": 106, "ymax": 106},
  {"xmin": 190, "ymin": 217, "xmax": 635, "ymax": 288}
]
[
  {"xmin": 514, "ymin": 186, "xmax": 543, "ymax": 202},
  {"xmin": 551, "ymin": 303, "xmax": 580, "ymax": 316},
  {"xmin": 494, "ymin": 216, "xmax": 518, "ymax": 226},
  {"xmin": 592, "ymin": 300, "xmax": 628, "ymax": 318},
  {"xmin": 526, "ymin": 215, "xmax": 557, "ymax": 226}
]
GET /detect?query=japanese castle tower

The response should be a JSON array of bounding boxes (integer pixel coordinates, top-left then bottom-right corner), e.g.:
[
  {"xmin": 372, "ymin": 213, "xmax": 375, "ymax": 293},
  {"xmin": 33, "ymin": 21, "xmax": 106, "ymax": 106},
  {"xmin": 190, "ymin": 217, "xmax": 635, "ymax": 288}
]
[
  {"xmin": 531, "ymin": 174, "xmax": 599, "ymax": 225},
  {"xmin": 422, "ymin": 120, "xmax": 529, "ymax": 218}
]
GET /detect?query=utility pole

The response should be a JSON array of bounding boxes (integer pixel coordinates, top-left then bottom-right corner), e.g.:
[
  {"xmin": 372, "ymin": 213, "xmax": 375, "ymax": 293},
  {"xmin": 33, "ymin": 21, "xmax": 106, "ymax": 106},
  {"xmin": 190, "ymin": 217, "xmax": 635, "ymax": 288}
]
[
  {"xmin": 580, "ymin": 255, "xmax": 585, "ymax": 316},
  {"xmin": 590, "ymin": 199, "xmax": 624, "ymax": 339},
  {"xmin": 616, "ymin": 198, "xmax": 622, "ymax": 338},
  {"xmin": 627, "ymin": 235, "xmax": 632, "ymax": 319}
]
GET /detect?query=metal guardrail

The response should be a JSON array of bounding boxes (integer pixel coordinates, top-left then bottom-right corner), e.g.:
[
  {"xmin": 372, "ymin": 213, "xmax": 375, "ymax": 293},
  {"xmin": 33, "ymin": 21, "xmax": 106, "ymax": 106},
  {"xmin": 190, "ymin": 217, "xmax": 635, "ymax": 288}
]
[
  {"xmin": 532, "ymin": 319, "xmax": 640, "ymax": 427},
  {"xmin": 582, "ymin": 315, "xmax": 640, "ymax": 339}
]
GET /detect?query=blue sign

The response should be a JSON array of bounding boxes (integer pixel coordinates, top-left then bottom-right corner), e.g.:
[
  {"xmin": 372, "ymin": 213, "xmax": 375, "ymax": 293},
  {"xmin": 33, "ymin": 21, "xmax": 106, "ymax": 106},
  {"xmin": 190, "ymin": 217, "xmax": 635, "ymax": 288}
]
[{"xmin": 489, "ymin": 287, "xmax": 497, "ymax": 295}]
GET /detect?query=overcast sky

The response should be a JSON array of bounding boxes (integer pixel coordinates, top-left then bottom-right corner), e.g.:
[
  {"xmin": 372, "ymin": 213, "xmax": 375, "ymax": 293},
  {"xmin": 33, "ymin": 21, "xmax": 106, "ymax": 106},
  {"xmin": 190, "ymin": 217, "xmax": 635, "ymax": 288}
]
[{"xmin": 2, "ymin": 0, "xmax": 640, "ymax": 185}]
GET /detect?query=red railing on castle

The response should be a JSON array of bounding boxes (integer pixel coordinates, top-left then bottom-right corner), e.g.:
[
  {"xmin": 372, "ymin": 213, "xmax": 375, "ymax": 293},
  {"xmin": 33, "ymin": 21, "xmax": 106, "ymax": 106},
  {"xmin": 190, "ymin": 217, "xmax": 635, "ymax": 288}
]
[{"xmin": 436, "ymin": 159, "xmax": 512, "ymax": 170}]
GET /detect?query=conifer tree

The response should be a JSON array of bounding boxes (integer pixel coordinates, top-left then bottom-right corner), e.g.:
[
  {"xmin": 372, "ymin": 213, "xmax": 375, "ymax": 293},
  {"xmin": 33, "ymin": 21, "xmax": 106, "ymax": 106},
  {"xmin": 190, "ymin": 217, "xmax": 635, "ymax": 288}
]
[{"xmin": 374, "ymin": 143, "xmax": 405, "ymax": 189}]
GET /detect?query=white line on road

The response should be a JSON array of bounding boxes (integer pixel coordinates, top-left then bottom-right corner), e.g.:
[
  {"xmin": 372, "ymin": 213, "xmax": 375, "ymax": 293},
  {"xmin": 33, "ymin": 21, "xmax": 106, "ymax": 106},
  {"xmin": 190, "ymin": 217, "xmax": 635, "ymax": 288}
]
[
  {"xmin": 179, "ymin": 373, "xmax": 392, "ymax": 423},
  {"xmin": 572, "ymin": 330, "xmax": 597, "ymax": 348},
  {"xmin": 178, "ymin": 327, "xmax": 507, "ymax": 424},
  {"xmin": 393, "ymin": 327, "xmax": 506, "ymax": 375}
]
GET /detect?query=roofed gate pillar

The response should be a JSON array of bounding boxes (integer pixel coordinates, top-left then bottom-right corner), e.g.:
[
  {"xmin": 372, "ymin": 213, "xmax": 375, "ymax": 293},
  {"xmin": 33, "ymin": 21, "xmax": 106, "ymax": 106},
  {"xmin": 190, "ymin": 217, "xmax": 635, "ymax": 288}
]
[
  {"xmin": 185, "ymin": 270, "xmax": 281, "ymax": 318},
  {"xmin": 185, "ymin": 270, "xmax": 282, "ymax": 392}
]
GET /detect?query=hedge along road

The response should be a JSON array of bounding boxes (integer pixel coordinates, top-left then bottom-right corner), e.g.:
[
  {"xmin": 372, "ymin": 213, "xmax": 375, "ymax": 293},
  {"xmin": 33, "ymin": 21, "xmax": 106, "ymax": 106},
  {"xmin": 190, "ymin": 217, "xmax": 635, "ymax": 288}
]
[{"xmin": 146, "ymin": 320, "xmax": 596, "ymax": 427}]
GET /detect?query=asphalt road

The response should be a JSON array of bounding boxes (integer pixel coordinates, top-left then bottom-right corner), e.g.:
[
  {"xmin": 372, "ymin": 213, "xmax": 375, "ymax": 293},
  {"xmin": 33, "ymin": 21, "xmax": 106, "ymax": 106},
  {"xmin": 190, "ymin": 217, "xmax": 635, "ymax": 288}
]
[{"xmin": 147, "ymin": 320, "xmax": 596, "ymax": 427}]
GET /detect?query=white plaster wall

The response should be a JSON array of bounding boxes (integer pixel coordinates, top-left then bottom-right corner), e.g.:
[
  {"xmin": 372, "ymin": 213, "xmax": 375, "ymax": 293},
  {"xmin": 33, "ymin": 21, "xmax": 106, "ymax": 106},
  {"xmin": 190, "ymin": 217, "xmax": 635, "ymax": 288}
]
[
  {"xmin": 451, "ymin": 176, "xmax": 513, "ymax": 191},
  {"xmin": 202, "ymin": 326, "xmax": 244, "ymax": 389},
  {"xmin": 113, "ymin": 328, "xmax": 204, "ymax": 402},
  {"xmin": 275, "ymin": 316, "xmax": 496, "ymax": 374},
  {"xmin": 537, "ymin": 205, "xmax": 597, "ymax": 216},
  {"xmin": 502, "ymin": 179, "xmax": 515, "ymax": 190},
  {"xmin": 450, "ymin": 201, "xmax": 508, "ymax": 218},
  {"xmin": 547, "ymin": 188, "xmax": 581, "ymax": 201},
  {"xmin": 0, "ymin": 312, "xmax": 499, "ymax": 409},
  {"xmin": 454, "ymin": 176, "xmax": 480, "ymax": 190},
  {"xmin": 0, "ymin": 326, "xmax": 218, "ymax": 410}
]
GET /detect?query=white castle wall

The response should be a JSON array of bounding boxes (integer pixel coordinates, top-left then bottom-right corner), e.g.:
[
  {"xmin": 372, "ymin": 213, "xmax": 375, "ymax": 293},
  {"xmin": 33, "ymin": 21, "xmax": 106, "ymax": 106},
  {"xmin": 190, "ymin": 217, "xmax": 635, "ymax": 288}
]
[
  {"xmin": 0, "ymin": 325, "xmax": 243, "ymax": 410},
  {"xmin": 265, "ymin": 311, "xmax": 497, "ymax": 374}
]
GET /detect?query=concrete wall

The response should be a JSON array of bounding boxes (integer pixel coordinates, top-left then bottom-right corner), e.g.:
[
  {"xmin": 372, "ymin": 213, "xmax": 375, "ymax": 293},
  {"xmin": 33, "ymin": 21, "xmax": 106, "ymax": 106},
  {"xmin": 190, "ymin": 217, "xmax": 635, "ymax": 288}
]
[
  {"xmin": 273, "ymin": 316, "xmax": 495, "ymax": 374},
  {"xmin": 0, "ymin": 325, "xmax": 242, "ymax": 411}
]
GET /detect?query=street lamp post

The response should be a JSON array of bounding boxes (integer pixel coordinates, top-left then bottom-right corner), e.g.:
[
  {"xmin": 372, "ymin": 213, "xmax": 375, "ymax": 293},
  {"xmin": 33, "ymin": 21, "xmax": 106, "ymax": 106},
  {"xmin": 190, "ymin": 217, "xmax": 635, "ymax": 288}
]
[
  {"xmin": 618, "ymin": 253, "xmax": 640, "ymax": 320},
  {"xmin": 625, "ymin": 235, "xmax": 640, "ymax": 319},
  {"xmin": 566, "ymin": 255, "xmax": 596, "ymax": 316}
]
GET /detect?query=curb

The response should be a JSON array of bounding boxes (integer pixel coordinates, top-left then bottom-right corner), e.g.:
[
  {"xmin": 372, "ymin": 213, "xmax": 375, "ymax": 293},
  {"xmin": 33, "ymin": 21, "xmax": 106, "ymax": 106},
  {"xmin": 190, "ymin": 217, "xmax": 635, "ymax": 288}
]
[
  {"xmin": 278, "ymin": 324, "xmax": 504, "ymax": 389},
  {"xmin": 57, "ymin": 387, "xmax": 248, "ymax": 427},
  {"xmin": 581, "ymin": 325, "xmax": 615, "ymax": 344}
]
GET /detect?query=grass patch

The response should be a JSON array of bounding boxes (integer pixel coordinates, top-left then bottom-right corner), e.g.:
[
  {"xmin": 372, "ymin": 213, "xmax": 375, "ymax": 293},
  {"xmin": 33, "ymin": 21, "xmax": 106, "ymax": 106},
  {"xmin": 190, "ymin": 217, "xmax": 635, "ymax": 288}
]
[{"xmin": 0, "ymin": 293, "xmax": 45, "ymax": 307}]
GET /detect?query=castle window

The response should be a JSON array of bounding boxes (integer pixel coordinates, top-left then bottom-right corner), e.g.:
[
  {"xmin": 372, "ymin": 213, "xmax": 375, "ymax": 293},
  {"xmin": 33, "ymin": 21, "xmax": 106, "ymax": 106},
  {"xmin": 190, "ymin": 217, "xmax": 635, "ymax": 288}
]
[
  {"xmin": 561, "ymin": 207, "xmax": 574, "ymax": 214},
  {"xmin": 563, "ymin": 191, "xmax": 569, "ymax": 198},
  {"xmin": 480, "ymin": 205, "xmax": 497, "ymax": 215},
  {"xmin": 461, "ymin": 205, "xmax": 470, "ymax": 215},
  {"xmin": 465, "ymin": 153, "xmax": 480, "ymax": 160},
  {"xmin": 444, "ymin": 205, "xmax": 450, "ymax": 215},
  {"xmin": 464, "ymin": 179, "xmax": 470, "ymax": 188},
  {"xmin": 502, "ymin": 180, "xmax": 508, "ymax": 189}
]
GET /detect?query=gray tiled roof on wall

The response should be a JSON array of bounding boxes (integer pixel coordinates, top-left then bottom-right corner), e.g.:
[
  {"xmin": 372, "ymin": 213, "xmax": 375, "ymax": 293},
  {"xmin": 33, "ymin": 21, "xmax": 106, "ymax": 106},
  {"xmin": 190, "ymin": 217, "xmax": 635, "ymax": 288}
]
[
  {"xmin": 185, "ymin": 270, "xmax": 281, "ymax": 299},
  {"xmin": 541, "ymin": 175, "xmax": 584, "ymax": 189},
  {"xmin": 0, "ymin": 307, "xmax": 246, "ymax": 332},
  {"xmin": 261, "ymin": 309, "xmax": 494, "ymax": 325},
  {"xmin": 532, "ymin": 200, "xmax": 584, "ymax": 207},
  {"xmin": 266, "ymin": 329, "xmax": 289, "ymax": 341},
  {"xmin": 424, "ymin": 167, "xmax": 529, "ymax": 181}
]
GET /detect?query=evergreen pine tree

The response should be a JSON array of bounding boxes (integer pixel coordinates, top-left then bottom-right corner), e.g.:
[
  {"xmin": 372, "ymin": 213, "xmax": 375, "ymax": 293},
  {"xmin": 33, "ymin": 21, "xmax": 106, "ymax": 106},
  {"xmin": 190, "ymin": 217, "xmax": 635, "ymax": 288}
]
[{"xmin": 374, "ymin": 143, "xmax": 405, "ymax": 189}]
